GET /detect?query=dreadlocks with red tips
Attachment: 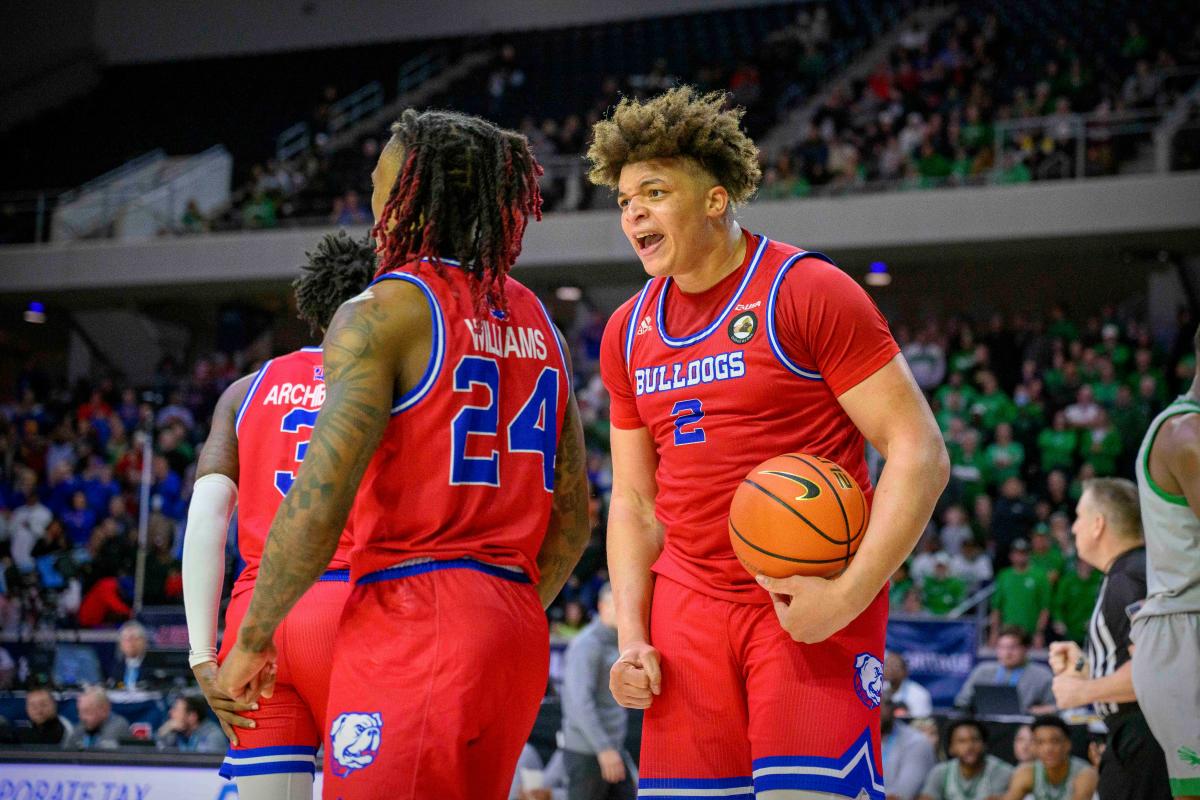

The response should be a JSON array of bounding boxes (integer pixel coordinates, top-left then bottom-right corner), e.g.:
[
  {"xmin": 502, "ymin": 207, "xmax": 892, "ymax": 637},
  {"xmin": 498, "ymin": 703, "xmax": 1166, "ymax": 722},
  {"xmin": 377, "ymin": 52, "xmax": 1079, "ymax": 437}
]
[{"xmin": 371, "ymin": 108, "xmax": 544, "ymax": 311}]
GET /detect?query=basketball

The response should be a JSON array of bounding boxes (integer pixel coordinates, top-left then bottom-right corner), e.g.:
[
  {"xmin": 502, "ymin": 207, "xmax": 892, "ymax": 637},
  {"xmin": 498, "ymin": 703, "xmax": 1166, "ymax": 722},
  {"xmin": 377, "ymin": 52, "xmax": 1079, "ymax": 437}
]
[{"xmin": 728, "ymin": 453, "xmax": 868, "ymax": 579}]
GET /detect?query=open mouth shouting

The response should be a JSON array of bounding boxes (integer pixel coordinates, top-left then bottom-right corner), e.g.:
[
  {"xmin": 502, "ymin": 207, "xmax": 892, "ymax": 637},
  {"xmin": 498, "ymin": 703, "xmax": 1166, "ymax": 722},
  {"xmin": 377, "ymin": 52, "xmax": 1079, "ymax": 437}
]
[{"xmin": 634, "ymin": 231, "xmax": 665, "ymax": 257}]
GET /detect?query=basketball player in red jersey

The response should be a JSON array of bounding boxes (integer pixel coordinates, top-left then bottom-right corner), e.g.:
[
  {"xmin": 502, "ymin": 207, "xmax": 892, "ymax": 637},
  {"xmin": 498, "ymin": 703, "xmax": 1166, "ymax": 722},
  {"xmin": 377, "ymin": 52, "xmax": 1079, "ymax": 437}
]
[
  {"xmin": 218, "ymin": 109, "xmax": 591, "ymax": 800},
  {"xmin": 183, "ymin": 231, "xmax": 376, "ymax": 799},
  {"xmin": 590, "ymin": 88, "xmax": 949, "ymax": 799}
]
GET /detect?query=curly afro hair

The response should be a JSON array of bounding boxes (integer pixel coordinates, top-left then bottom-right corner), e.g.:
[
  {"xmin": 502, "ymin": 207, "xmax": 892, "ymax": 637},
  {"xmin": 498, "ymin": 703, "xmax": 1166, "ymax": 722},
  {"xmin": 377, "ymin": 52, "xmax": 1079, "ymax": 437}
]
[
  {"xmin": 586, "ymin": 86, "xmax": 761, "ymax": 205},
  {"xmin": 293, "ymin": 230, "xmax": 377, "ymax": 333}
]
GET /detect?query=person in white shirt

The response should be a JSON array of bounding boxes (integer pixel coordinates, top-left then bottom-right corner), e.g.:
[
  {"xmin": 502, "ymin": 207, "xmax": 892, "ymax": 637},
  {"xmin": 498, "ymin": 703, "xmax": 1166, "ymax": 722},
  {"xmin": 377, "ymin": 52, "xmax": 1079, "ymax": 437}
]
[
  {"xmin": 951, "ymin": 538, "xmax": 994, "ymax": 588},
  {"xmin": 10, "ymin": 491, "xmax": 52, "ymax": 573},
  {"xmin": 885, "ymin": 651, "xmax": 933, "ymax": 718}
]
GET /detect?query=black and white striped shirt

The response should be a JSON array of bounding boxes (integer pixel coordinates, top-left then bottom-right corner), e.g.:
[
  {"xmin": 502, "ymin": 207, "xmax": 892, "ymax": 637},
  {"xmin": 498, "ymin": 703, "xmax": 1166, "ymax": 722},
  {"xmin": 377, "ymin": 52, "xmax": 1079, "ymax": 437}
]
[{"xmin": 1086, "ymin": 546, "xmax": 1147, "ymax": 717}]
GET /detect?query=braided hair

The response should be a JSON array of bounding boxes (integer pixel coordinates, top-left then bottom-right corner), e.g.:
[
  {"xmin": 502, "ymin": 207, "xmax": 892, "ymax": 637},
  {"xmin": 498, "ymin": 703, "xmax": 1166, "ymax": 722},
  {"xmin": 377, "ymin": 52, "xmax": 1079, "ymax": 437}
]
[
  {"xmin": 371, "ymin": 109, "xmax": 543, "ymax": 311},
  {"xmin": 293, "ymin": 230, "xmax": 378, "ymax": 333}
]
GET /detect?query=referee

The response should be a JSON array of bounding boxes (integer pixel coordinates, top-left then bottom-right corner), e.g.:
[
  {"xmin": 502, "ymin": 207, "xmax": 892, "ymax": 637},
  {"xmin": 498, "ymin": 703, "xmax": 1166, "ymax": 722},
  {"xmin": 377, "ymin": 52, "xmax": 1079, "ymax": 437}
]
[{"xmin": 1049, "ymin": 478, "xmax": 1171, "ymax": 799}]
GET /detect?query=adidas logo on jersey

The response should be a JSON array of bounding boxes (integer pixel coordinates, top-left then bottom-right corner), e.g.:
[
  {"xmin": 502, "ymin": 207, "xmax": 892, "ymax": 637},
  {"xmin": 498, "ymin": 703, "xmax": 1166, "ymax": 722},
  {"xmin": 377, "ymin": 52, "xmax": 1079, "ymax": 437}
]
[{"xmin": 636, "ymin": 316, "xmax": 653, "ymax": 336}]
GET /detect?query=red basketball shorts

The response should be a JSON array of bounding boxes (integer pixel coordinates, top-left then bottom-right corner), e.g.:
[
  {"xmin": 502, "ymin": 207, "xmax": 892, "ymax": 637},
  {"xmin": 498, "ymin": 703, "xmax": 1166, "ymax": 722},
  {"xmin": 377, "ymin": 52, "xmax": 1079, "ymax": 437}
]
[
  {"xmin": 638, "ymin": 576, "xmax": 888, "ymax": 800},
  {"xmin": 322, "ymin": 559, "xmax": 549, "ymax": 800},
  {"xmin": 217, "ymin": 569, "xmax": 351, "ymax": 780}
]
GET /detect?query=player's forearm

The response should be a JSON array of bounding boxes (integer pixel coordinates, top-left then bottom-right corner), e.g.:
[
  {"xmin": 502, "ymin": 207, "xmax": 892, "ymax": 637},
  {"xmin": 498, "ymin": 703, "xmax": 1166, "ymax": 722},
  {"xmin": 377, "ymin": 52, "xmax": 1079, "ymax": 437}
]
[
  {"xmin": 237, "ymin": 371, "xmax": 389, "ymax": 652},
  {"xmin": 537, "ymin": 401, "xmax": 591, "ymax": 608},
  {"xmin": 1080, "ymin": 662, "xmax": 1137, "ymax": 705},
  {"xmin": 839, "ymin": 433, "xmax": 949, "ymax": 612},
  {"xmin": 607, "ymin": 494, "xmax": 663, "ymax": 649}
]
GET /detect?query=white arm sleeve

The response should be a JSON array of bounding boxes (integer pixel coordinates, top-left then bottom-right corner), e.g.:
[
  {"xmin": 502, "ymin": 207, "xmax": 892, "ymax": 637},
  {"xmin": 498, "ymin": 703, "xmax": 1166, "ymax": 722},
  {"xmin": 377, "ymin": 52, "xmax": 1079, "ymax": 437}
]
[{"xmin": 182, "ymin": 473, "xmax": 238, "ymax": 667}]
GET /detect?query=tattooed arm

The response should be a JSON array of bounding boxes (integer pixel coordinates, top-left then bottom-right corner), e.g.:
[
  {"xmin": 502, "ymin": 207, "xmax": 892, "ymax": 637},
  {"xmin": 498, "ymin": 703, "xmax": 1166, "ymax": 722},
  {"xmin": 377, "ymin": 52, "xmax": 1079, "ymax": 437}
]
[
  {"xmin": 219, "ymin": 281, "xmax": 428, "ymax": 700},
  {"xmin": 535, "ymin": 331, "xmax": 591, "ymax": 609}
]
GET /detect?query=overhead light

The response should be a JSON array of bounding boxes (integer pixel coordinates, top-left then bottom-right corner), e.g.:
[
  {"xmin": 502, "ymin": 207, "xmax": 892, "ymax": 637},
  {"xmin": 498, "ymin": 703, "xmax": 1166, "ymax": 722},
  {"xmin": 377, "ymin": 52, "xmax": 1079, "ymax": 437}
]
[
  {"xmin": 555, "ymin": 286, "xmax": 582, "ymax": 302},
  {"xmin": 24, "ymin": 301, "xmax": 46, "ymax": 324},
  {"xmin": 864, "ymin": 262, "xmax": 892, "ymax": 287}
]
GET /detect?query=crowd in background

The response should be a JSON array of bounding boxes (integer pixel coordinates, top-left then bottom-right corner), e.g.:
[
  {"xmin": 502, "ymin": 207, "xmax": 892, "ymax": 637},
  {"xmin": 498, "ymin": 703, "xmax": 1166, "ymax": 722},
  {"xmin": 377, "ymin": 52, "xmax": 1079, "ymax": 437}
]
[
  {"xmin": 172, "ymin": 3, "xmax": 1199, "ymax": 232},
  {"xmin": 761, "ymin": 14, "xmax": 1200, "ymax": 197}
]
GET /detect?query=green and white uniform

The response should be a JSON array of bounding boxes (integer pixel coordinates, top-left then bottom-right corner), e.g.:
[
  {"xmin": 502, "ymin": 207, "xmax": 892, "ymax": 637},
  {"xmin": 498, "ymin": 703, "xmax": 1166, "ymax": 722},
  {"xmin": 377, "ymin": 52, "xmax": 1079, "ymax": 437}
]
[
  {"xmin": 1032, "ymin": 756, "xmax": 1090, "ymax": 800},
  {"xmin": 920, "ymin": 754, "xmax": 1013, "ymax": 799},
  {"xmin": 1131, "ymin": 395, "xmax": 1200, "ymax": 796}
]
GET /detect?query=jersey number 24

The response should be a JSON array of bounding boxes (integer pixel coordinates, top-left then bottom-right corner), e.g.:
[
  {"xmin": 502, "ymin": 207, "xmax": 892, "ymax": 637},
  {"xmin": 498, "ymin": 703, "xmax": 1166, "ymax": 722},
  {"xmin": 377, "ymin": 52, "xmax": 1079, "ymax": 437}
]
[{"xmin": 451, "ymin": 355, "xmax": 559, "ymax": 491}]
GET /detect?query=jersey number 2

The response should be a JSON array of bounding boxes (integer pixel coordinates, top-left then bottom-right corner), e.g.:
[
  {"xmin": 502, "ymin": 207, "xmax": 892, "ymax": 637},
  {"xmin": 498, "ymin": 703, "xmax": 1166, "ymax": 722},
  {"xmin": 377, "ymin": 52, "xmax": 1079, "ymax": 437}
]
[
  {"xmin": 451, "ymin": 356, "xmax": 559, "ymax": 491},
  {"xmin": 671, "ymin": 399, "xmax": 705, "ymax": 446}
]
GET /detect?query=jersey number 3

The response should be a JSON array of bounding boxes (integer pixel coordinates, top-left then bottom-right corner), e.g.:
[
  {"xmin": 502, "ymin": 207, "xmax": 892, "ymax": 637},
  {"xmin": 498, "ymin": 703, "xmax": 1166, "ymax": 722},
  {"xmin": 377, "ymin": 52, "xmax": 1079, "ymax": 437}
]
[
  {"xmin": 451, "ymin": 355, "xmax": 559, "ymax": 491},
  {"xmin": 274, "ymin": 407, "xmax": 319, "ymax": 497}
]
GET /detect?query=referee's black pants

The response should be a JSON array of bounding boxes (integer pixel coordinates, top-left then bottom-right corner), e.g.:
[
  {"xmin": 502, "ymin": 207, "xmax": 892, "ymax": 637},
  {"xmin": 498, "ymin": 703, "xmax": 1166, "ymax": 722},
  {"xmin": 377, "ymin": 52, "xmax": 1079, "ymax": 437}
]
[{"xmin": 1099, "ymin": 710, "xmax": 1173, "ymax": 800}]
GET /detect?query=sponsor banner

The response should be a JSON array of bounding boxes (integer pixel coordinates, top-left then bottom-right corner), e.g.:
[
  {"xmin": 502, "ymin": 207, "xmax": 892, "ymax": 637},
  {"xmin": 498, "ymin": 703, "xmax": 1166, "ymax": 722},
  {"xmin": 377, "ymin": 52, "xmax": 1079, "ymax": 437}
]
[
  {"xmin": 0, "ymin": 764, "xmax": 324, "ymax": 800},
  {"xmin": 886, "ymin": 617, "xmax": 977, "ymax": 709}
]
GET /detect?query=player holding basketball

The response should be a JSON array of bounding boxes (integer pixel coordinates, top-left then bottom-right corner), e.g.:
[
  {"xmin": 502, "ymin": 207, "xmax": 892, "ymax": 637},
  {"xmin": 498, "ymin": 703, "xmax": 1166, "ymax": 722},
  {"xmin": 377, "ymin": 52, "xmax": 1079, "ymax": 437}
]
[
  {"xmin": 591, "ymin": 88, "xmax": 948, "ymax": 798},
  {"xmin": 218, "ymin": 109, "xmax": 591, "ymax": 800},
  {"xmin": 184, "ymin": 231, "xmax": 375, "ymax": 799},
  {"xmin": 1131, "ymin": 324, "xmax": 1200, "ymax": 800}
]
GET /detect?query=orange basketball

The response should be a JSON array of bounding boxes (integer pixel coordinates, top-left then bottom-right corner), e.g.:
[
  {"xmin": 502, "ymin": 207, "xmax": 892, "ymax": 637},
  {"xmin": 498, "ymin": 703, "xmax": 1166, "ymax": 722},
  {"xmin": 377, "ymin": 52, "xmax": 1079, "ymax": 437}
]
[{"xmin": 728, "ymin": 453, "xmax": 868, "ymax": 578}]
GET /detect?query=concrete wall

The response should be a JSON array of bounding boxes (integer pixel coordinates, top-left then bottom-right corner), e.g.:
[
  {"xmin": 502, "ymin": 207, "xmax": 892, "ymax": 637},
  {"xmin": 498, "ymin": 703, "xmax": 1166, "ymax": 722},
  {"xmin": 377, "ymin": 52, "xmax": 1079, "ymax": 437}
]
[{"xmin": 2, "ymin": 173, "xmax": 1197, "ymax": 298}]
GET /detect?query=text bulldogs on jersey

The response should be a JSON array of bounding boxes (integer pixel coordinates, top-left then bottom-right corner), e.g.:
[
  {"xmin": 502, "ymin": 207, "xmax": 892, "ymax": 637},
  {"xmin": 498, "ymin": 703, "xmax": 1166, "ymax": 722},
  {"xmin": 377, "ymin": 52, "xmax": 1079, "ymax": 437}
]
[
  {"xmin": 262, "ymin": 382, "xmax": 326, "ymax": 407},
  {"xmin": 464, "ymin": 318, "xmax": 548, "ymax": 360},
  {"xmin": 635, "ymin": 351, "xmax": 746, "ymax": 396}
]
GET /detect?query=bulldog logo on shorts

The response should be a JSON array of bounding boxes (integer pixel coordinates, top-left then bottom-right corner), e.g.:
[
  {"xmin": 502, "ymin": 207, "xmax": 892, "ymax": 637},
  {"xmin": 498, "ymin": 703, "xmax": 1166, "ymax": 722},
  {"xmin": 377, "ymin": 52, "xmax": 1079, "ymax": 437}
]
[
  {"xmin": 853, "ymin": 653, "xmax": 884, "ymax": 709},
  {"xmin": 330, "ymin": 711, "xmax": 383, "ymax": 777}
]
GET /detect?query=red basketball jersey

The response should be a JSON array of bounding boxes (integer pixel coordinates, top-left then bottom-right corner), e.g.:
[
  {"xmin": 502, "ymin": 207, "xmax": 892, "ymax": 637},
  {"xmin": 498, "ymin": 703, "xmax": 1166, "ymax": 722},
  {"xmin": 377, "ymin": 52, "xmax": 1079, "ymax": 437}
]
[
  {"xmin": 346, "ymin": 260, "xmax": 570, "ymax": 582},
  {"xmin": 234, "ymin": 347, "xmax": 354, "ymax": 586},
  {"xmin": 599, "ymin": 231, "xmax": 899, "ymax": 603}
]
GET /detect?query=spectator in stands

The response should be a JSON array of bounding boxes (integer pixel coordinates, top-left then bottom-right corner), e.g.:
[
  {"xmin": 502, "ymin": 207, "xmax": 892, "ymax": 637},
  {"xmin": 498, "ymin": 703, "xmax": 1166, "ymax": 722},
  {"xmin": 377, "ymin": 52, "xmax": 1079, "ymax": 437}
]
[
  {"xmin": 938, "ymin": 505, "xmax": 973, "ymax": 557},
  {"xmin": 990, "ymin": 539, "xmax": 1052, "ymax": 646},
  {"xmin": 918, "ymin": 719, "xmax": 1014, "ymax": 800},
  {"xmin": 923, "ymin": 553, "xmax": 967, "ymax": 616},
  {"xmin": 1050, "ymin": 557, "xmax": 1102, "ymax": 645},
  {"xmin": 77, "ymin": 574, "xmax": 132, "ymax": 628},
  {"xmin": 1064, "ymin": 385, "xmax": 1102, "ymax": 429},
  {"xmin": 904, "ymin": 325, "xmax": 947, "ymax": 391},
  {"xmin": 19, "ymin": 687, "xmax": 70, "ymax": 745},
  {"xmin": 1002, "ymin": 716, "xmax": 1097, "ymax": 800},
  {"xmin": 950, "ymin": 537, "xmax": 993, "ymax": 588},
  {"xmin": 63, "ymin": 687, "xmax": 130, "ymax": 750},
  {"xmin": 334, "ymin": 190, "xmax": 370, "ymax": 226},
  {"xmin": 510, "ymin": 743, "xmax": 567, "ymax": 800},
  {"xmin": 561, "ymin": 583, "xmax": 634, "ymax": 798},
  {"xmin": 156, "ymin": 694, "xmax": 227, "ymax": 753},
  {"xmin": 991, "ymin": 479, "xmax": 1037, "ymax": 571},
  {"xmin": 881, "ymin": 691, "xmax": 937, "ymax": 800},
  {"xmin": 552, "ymin": 600, "xmax": 587, "ymax": 640},
  {"xmin": 10, "ymin": 486, "xmax": 51, "ymax": 573},
  {"xmin": 884, "ymin": 652, "xmax": 932, "ymax": 718},
  {"xmin": 1028, "ymin": 526, "xmax": 1065, "ymax": 586},
  {"xmin": 1012, "ymin": 724, "xmax": 1036, "ymax": 765},
  {"xmin": 956, "ymin": 626, "xmax": 1056, "ymax": 715},
  {"xmin": 110, "ymin": 619, "xmax": 149, "ymax": 689}
]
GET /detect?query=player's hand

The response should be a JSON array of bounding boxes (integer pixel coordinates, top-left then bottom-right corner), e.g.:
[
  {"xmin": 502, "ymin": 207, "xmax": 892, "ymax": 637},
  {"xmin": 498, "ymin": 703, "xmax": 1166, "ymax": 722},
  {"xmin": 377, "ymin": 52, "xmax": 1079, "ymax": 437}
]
[
  {"xmin": 1052, "ymin": 671, "xmax": 1091, "ymax": 709},
  {"xmin": 610, "ymin": 642, "xmax": 661, "ymax": 709},
  {"xmin": 217, "ymin": 640, "xmax": 278, "ymax": 705},
  {"xmin": 756, "ymin": 573, "xmax": 857, "ymax": 644},
  {"xmin": 598, "ymin": 749, "xmax": 626, "ymax": 783},
  {"xmin": 192, "ymin": 661, "xmax": 259, "ymax": 746},
  {"xmin": 1048, "ymin": 641, "xmax": 1083, "ymax": 675}
]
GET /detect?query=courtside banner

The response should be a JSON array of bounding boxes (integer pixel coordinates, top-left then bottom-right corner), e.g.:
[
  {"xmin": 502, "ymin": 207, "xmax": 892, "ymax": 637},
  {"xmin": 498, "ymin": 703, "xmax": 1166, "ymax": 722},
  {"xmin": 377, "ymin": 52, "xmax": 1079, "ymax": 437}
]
[
  {"xmin": 0, "ymin": 764, "xmax": 325, "ymax": 800},
  {"xmin": 886, "ymin": 617, "xmax": 977, "ymax": 709}
]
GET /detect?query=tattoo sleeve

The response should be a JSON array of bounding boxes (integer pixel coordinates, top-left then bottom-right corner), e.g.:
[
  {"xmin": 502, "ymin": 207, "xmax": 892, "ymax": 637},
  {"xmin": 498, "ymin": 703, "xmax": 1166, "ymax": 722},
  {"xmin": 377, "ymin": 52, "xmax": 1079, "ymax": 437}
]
[
  {"xmin": 536, "ymin": 335, "xmax": 592, "ymax": 609},
  {"xmin": 236, "ymin": 301, "xmax": 394, "ymax": 652},
  {"xmin": 195, "ymin": 375, "xmax": 251, "ymax": 482}
]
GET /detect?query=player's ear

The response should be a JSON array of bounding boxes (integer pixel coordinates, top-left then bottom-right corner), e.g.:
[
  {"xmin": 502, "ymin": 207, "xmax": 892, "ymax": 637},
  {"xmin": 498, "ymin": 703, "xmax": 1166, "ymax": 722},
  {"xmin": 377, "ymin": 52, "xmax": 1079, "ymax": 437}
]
[{"xmin": 704, "ymin": 184, "xmax": 731, "ymax": 220}]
